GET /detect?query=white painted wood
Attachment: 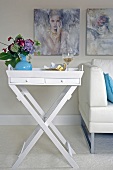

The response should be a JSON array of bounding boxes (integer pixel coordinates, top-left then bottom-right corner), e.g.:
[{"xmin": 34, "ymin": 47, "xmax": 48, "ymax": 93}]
[
  {"xmin": 20, "ymin": 142, "xmax": 25, "ymax": 155},
  {"xmin": 19, "ymin": 85, "xmax": 77, "ymax": 156},
  {"xmin": 19, "ymin": 86, "xmax": 45, "ymax": 116},
  {"xmin": 10, "ymin": 85, "xmax": 78, "ymax": 169},
  {"xmin": 6, "ymin": 66, "xmax": 83, "ymax": 169},
  {"xmin": 45, "ymin": 78, "xmax": 80, "ymax": 85},
  {"xmin": 23, "ymin": 126, "xmax": 43, "ymax": 151},
  {"xmin": 12, "ymin": 127, "xmax": 44, "ymax": 170},
  {"xmin": 10, "ymin": 78, "xmax": 45, "ymax": 84},
  {"xmin": 50, "ymin": 123, "xmax": 76, "ymax": 154},
  {"xmin": 67, "ymin": 141, "xmax": 73, "ymax": 157},
  {"xmin": 45, "ymin": 86, "xmax": 77, "ymax": 126},
  {"xmin": 40, "ymin": 119, "xmax": 79, "ymax": 169},
  {"xmin": 19, "ymin": 85, "xmax": 76, "ymax": 157},
  {"xmin": 50, "ymin": 123, "xmax": 66, "ymax": 144},
  {"xmin": 6, "ymin": 67, "xmax": 83, "ymax": 79},
  {"xmin": 6, "ymin": 66, "xmax": 84, "ymax": 86}
]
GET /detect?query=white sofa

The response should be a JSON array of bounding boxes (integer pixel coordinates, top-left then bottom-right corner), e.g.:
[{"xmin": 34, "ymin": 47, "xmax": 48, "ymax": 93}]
[{"xmin": 78, "ymin": 59, "xmax": 113, "ymax": 153}]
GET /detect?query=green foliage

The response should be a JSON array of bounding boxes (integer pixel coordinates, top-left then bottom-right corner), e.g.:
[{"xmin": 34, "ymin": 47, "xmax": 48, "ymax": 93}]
[
  {"xmin": 37, "ymin": 51, "xmax": 41, "ymax": 56},
  {"xmin": 34, "ymin": 40, "xmax": 41, "ymax": 46},
  {"xmin": 0, "ymin": 34, "xmax": 41, "ymax": 68},
  {"xmin": 15, "ymin": 34, "xmax": 23, "ymax": 40},
  {"xmin": 5, "ymin": 57, "xmax": 21, "ymax": 68},
  {"xmin": 0, "ymin": 52, "xmax": 20, "ymax": 67},
  {"xmin": 10, "ymin": 44, "xmax": 19, "ymax": 52},
  {"xmin": 0, "ymin": 52, "xmax": 12, "ymax": 60}
]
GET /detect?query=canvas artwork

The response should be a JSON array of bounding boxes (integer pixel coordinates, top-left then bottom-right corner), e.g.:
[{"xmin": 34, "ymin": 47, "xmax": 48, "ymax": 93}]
[
  {"xmin": 87, "ymin": 8, "xmax": 113, "ymax": 55},
  {"xmin": 34, "ymin": 9, "xmax": 80, "ymax": 56}
]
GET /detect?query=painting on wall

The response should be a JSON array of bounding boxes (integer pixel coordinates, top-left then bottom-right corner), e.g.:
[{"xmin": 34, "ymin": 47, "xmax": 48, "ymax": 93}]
[
  {"xmin": 86, "ymin": 8, "xmax": 113, "ymax": 55},
  {"xmin": 34, "ymin": 9, "xmax": 80, "ymax": 56}
]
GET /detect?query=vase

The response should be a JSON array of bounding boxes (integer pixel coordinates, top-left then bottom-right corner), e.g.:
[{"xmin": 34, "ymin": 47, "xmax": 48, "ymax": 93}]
[{"xmin": 15, "ymin": 54, "xmax": 32, "ymax": 70}]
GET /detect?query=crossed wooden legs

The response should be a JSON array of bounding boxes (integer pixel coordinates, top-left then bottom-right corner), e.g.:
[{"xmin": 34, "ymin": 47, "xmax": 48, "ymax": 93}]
[{"xmin": 9, "ymin": 85, "xmax": 79, "ymax": 169}]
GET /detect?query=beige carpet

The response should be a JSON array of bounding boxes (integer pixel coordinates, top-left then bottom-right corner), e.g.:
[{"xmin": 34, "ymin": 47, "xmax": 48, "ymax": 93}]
[{"xmin": 0, "ymin": 125, "xmax": 113, "ymax": 170}]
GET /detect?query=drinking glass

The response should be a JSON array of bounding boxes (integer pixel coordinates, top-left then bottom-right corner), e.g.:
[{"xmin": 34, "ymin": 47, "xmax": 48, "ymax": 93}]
[{"xmin": 62, "ymin": 48, "xmax": 74, "ymax": 71}]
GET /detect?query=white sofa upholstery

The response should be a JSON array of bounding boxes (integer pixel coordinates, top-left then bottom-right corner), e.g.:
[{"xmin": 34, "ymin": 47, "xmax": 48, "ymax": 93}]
[{"xmin": 78, "ymin": 59, "xmax": 113, "ymax": 153}]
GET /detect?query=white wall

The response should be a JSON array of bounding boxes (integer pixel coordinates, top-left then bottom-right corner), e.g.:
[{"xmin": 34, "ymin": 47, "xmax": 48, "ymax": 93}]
[{"xmin": 0, "ymin": 0, "xmax": 113, "ymax": 119}]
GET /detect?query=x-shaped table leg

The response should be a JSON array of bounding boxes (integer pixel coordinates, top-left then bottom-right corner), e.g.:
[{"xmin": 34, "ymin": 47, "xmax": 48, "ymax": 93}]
[{"xmin": 9, "ymin": 85, "xmax": 79, "ymax": 169}]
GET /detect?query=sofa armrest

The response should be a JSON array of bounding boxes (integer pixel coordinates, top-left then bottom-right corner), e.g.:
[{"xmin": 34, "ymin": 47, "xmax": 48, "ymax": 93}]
[{"xmin": 78, "ymin": 63, "xmax": 107, "ymax": 107}]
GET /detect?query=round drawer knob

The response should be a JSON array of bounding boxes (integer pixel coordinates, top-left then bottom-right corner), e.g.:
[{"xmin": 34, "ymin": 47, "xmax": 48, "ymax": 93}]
[{"xmin": 61, "ymin": 80, "xmax": 63, "ymax": 83}]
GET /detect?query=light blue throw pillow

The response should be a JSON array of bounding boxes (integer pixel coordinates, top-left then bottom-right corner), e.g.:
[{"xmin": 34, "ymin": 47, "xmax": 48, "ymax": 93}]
[{"xmin": 104, "ymin": 73, "xmax": 113, "ymax": 103}]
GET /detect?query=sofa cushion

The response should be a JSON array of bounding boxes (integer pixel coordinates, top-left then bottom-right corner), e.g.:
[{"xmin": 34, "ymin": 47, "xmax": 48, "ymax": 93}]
[
  {"xmin": 87, "ymin": 102, "xmax": 113, "ymax": 123},
  {"xmin": 104, "ymin": 73, "xmax": 113, "ymax": 103},
  {"xmin": 92, "ymin": 59, "xmax": 113, "ymax": 78}
]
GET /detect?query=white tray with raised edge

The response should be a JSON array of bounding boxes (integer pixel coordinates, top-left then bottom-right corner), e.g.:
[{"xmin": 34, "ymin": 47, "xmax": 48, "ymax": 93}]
[{"xmin": 6, "ymin": 65, "xmax": 84, "ymax": 85}]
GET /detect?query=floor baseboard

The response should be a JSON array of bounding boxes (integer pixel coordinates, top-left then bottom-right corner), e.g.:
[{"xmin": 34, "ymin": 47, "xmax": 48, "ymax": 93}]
[{"xmin": 0, "ymin": 114, "xmax": 81, "ymax": 125}]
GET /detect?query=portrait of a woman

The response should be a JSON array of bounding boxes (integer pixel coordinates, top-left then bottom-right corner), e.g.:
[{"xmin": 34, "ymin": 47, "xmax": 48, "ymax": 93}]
[{"xmin": 34, "ymin": 9, "xmax": 80, "ymax": 55}]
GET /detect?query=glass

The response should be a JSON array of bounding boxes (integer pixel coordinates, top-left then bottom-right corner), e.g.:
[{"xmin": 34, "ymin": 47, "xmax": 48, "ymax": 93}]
[{"xmin": 62, "ymin": 48, "xmax": 74, "ymax": 71}]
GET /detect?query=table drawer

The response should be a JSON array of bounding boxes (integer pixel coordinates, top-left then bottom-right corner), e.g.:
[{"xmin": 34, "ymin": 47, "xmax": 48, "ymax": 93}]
[
  {"xmin": 45, "ymin": 78, "xmax": 80, "ymax": 85},
  {"xmin": 10, "ymin": 78, "xmax": 45, "ymax": 84}
]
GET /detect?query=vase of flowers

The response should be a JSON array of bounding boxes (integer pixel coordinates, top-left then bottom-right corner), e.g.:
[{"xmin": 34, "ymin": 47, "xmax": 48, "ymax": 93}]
[
  {"xmin": 15, "ymin": 53, "xmax": 32, "ymax": 70},
  {"xmin": 0, "ymin": 34, "xmax": 40, "ymax": 70}
]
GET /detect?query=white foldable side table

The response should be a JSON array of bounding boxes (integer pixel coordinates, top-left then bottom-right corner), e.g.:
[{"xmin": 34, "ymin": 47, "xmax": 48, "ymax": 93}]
[{"xmin": 6, "ymin": 65, "xmax": 84, "ymax": 170}]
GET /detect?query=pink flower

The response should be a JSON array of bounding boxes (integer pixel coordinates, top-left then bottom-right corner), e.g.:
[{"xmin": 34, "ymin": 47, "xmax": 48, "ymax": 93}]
[
  {"xmin": 2, "ymin": 48, "xmax": 7, "ymax": 52},
  {"xmin": 16, "ymin": 38, "xmax": 25, "ymax": 47},
  {"xmin": 8, "ymin": 37, "xmax": 12, "ymax": 41}
]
